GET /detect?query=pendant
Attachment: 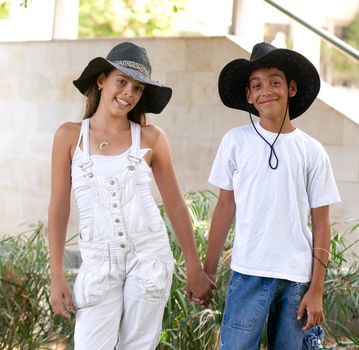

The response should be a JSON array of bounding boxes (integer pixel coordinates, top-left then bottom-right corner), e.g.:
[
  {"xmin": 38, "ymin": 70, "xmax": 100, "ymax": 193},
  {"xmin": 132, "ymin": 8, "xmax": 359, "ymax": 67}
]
[{"xmin": 99, "ymin": 141, "xmax": 110, "ymax": 151}]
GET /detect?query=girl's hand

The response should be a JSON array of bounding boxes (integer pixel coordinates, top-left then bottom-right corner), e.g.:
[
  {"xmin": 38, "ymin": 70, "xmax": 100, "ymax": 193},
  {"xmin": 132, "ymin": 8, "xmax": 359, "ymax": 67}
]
[
  {"xmin": 297, "ymin": 288, "xmax": 324, "ymax": 331},
  {"xmin": 185, "ymin": 268, "xmax": 216, "ymax": 307},
  {"xmin": 50, "ymin": 274, "xmax": 73, "ymax": 319}
]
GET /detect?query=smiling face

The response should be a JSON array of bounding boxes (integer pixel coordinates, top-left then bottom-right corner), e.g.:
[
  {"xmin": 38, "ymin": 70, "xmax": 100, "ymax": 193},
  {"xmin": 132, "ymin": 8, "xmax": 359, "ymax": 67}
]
[
  {"xmin": 246, "ymin": 67, "xmax": 297, "ymax": 122},
  {"xmin": 97, "ymin": 69, "xmax": 145, "ymax": 118}
]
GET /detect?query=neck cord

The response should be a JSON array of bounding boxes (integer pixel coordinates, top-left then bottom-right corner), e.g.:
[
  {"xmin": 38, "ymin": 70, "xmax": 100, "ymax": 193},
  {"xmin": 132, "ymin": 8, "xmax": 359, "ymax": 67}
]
[{"xmin": 248, "ymin": 101, "xmax": 289, "ymax": 170}]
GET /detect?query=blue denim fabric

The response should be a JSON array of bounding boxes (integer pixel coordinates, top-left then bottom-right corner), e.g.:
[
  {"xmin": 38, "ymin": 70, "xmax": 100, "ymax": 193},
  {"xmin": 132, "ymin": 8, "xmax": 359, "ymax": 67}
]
[
  {"xmin": 303, "ymin": 326, "xmax": 325, "ymax": 350},
  {"xmin": 220, "ymin": 271, "xmax": 309, "ymax": 350}
]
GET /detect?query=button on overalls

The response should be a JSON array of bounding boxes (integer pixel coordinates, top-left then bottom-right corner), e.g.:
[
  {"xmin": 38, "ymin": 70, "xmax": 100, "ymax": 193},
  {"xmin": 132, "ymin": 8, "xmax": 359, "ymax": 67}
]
[{"xmin": 72, "ymin": 119, "xmax": 174, "ymax": 350}]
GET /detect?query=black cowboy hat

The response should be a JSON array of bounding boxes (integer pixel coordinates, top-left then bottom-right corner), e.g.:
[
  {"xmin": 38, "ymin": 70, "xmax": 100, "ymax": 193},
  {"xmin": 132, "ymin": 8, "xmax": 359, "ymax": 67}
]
[
  {"xmin": 73, "ymin": 42, "xmax": 172, "ymax": 114},
  {"xmin": 218, "ymin": 42, "xmax": 320, "ymax": 119}
]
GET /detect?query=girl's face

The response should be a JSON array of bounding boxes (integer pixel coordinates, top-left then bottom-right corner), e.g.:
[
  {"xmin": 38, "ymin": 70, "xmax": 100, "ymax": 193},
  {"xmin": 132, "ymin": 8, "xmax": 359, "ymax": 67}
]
[
  {"xmin": 246, "ymin": 67, "xmax": 297, "ymax": 121},
  {"xmin": 97, "ymin": 70, "xmax": 145, "ymax": 117}
]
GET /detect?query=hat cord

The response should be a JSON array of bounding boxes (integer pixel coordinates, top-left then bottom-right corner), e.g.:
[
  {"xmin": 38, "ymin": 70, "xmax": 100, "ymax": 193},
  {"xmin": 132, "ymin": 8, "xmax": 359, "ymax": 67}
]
[{"xmin": 248, "ymin": 101, "xmax": 289, "ymax": 170}]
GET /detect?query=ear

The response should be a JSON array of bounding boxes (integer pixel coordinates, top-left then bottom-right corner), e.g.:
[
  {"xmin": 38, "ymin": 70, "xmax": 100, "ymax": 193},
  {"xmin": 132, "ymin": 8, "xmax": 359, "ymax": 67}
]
[
  {"xmin": 246, "ymin": 87, "xmax": 253, "ymax": 104},
  {"xmin": 289, "ymin": 80, "xmax": 297, "ymax": 97},
  {"xmin": 96, "ymin": 72, "xmax": 106, "ymax": 90}
]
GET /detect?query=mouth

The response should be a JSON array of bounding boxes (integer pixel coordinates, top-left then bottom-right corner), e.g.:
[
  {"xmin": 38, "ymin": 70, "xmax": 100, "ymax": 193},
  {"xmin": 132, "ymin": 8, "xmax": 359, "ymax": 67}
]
[
  {"xmin": 259, "ymin": 98, "xmax": 278, "ymax": 105},
  {"xmin": 115, "ymin": 97, "xmax": 130, "ymax": 107}
]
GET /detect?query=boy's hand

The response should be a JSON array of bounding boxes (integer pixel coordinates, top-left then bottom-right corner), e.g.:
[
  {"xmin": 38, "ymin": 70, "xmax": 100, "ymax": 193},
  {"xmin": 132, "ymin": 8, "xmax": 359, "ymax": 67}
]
[
  {"xmin": 185, "ymin": 268, "xmax": 216, "ymax": 307},
  {"xmin": 297, "ymin": 288, "xmax": 324, "ymax": 331}
]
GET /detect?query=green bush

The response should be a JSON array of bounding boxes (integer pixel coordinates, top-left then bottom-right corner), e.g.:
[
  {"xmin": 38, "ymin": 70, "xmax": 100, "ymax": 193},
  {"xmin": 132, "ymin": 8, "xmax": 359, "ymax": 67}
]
[
  {"xmin": 0, "ymin": 192, "xmax": 358, "ymax": 349},
  {"xmin": 158, "ymin": 190, "xmax": 233, "ymax": 349},
  {"xmin": 0, "ymin": 223, "xmax": 74, "ymax": 350},
  {"xmin": 323, "ymin": 222, "xmax": 359, "ymax": 347},
  {"xmin": 158, "ymin": 191, "xmax": 359, "ymax": 349}
]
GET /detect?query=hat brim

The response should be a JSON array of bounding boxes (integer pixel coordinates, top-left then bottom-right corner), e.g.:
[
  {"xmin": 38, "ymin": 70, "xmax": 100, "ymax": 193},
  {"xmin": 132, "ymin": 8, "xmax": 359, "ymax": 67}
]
[
  {"xmin": 218, "ymin": 49, "xmax": 320, "ymax": 119},
  {"xmin": 73, "ymin": 57, "xmax": 172, "ymax": 114}
]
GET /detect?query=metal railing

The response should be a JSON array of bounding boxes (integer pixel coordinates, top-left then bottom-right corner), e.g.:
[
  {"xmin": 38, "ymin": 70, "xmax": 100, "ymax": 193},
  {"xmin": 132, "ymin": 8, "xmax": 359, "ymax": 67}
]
[{"xmin": 264, "ymin": 0, "xmax": 359, "ymax": 61}]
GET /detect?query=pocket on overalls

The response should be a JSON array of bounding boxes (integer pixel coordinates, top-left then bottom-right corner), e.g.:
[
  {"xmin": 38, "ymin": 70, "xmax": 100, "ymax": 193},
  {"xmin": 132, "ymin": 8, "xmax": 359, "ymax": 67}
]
[
  {"xmin": 142, "ymin": 205, "xmax": 165, "ymax": 232},
  {"xmin": 136, "ymin": 191, "xmax": 165, "ymax": 233},
  {"xmin": 137, "ymin": 237, "xmax": 174, "ymax": 300},
  {"xmin": 78, "ymin": 223, "xmax": 91, "ymax": 241},
  {"xmin": 72, "ymin": 251, "xmax": 111, "ymax": 309},
  {"xmin": 138, "ymin": 256, "xmax": 174, "ymax": 300}
]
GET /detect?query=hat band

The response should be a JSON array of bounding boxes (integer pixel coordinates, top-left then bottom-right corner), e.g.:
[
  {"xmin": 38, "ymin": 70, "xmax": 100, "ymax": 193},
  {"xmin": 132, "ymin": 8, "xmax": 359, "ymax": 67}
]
[{"xmin": 112, "ymin": 60, "xmax": 151, "ymax": 79}]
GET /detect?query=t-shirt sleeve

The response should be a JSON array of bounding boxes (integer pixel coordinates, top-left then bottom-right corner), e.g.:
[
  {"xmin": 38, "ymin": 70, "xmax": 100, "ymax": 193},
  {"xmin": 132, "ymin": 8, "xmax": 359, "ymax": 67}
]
[
  {"xmin": 307, "ymin": 145, "xmax": 341, "ymax": 208},
  {"xmin": 208, "ymin": 134, "xmax": 235, "ymax": 190}
]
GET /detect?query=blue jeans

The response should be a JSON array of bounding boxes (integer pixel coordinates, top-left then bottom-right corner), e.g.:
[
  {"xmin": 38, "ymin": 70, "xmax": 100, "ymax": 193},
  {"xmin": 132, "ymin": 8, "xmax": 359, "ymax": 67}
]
[{"xmin": 220, "ymin": 271, "xmax": 309, "ymax": 350}]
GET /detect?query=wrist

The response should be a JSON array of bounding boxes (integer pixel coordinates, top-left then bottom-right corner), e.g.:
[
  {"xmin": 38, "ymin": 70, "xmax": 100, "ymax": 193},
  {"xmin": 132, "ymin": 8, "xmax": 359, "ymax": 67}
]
[
  {"xmin": 50, "ymin": 268, "xmax": 65, "ymax": 279},
  {"xmin": 308, "ymin": 283, "xmax": 324, "ymax": 294},
  {"xmin": 203, "ymin": 262, "xmax": 217, "ymax": 276},
  {"xmin": 184, "ymin": 261, "xmax": 202, "ymax": 275}
]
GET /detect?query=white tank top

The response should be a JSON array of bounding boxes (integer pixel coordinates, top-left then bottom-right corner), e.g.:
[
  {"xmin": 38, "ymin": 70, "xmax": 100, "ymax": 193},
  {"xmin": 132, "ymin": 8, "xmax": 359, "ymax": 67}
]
[{"xmin": 71, "ymin": 119, "xmax": 160, "ymax": 233}]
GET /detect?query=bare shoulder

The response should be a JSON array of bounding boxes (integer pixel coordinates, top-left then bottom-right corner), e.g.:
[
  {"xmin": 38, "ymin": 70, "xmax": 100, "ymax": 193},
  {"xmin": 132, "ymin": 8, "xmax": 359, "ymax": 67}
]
[
  {"xmin": 55, "ymin": 121, "xmax": 81, "ymax": 138},
  {"xmin": 53, "ymin": 122, "xmax": 82, "ymax": 156},
  {"xmin": 54, "ymin": 121, "xmax": 81, "ymax": 143},
  {"xmin": 141, "ymin": 123, "xmax": 167, "ymax": 149}
]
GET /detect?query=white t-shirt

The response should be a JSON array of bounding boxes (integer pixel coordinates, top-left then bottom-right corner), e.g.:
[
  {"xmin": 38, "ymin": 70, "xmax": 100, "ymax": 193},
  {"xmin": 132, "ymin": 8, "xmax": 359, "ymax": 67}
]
[{"xmin": 209, "ymin": 122, "xmax": 341, "ymax": 283}]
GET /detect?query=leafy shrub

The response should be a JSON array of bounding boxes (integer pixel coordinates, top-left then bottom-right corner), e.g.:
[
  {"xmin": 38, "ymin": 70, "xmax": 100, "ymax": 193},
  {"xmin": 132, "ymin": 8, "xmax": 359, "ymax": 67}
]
[
  {"xmin": 158, "ymin": 190, "xmax": 233, "ymax": 350},
  {"xmin": 323, "ymin": 222, "xmax": 359, "ymax": 347},
  {"xmin": 158, "ymin": 191, "xmax": 359, "ymax": 349},
  {"xmin": 0, "ymin": 192, "xmax": 358, "ymax": 349},
  {"xmin": 0, "ymin": 223, "xmax": 74, "ymax": 350}
]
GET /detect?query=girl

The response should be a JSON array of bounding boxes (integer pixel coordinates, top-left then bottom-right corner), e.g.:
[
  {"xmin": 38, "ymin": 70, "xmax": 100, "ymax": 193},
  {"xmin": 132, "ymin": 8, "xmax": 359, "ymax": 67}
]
[{"xmin": 48, "ymin": 41, "xmax": 214, "ymax": 350}]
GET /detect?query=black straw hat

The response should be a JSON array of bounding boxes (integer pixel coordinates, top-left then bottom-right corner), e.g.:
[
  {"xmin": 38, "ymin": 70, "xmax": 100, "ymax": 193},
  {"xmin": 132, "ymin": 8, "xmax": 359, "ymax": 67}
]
[
  {"xmin": 218, "ymin": 42, "xmax": 320, "ymax": 119},
  {"xmin": 73, "ymin": 42, "xmax": 172, "ymax": 114}
]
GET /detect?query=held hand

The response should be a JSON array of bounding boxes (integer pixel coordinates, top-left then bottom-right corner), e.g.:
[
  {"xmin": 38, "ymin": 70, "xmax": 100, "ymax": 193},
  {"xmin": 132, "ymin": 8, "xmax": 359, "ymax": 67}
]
[
  {"xmin": 50, "ymin": 274, "xmax": 73, "ymax": 319},
  {"xmin": 297, "ymin": 288, "xmax": 324, "ymax": 331},
  {"xmin": 185, "ymin": 268, "xmax": 216, "ymax": 307}
]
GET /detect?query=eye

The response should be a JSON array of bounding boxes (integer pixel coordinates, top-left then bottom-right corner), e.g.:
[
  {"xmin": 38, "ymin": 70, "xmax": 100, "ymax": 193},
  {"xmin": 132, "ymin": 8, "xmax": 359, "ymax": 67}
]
[
  {"xmin": 136, "ymin": 85, "xmax": 144, "ymax": 93},
  {"xmin": 272, "ymin": 80, "xmax": 281, "ymax": 86},
  {"xmin": 117, "ymin": 79, "xmax": 127, "ymax": 85},
  {"xmin": 251, "ymin": 84, "xmax": 261, "ymax": 90}
]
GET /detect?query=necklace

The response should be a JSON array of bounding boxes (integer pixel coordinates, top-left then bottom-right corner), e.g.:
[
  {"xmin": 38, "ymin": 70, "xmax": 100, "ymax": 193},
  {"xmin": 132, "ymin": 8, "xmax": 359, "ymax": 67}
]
[
  {"xmin": 99, "ymin": 141, "xmax": 110, "ymax": 151},
  {"xmin": 92, "ymin": 117, "xmax": 130, "ymax": 151}
]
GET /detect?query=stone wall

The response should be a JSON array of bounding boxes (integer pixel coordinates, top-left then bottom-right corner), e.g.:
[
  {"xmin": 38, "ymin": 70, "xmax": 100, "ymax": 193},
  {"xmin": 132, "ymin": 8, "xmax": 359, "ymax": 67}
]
[{"xmin": 0, "ymin": 36, "xmax": 358, "ymax": 237}]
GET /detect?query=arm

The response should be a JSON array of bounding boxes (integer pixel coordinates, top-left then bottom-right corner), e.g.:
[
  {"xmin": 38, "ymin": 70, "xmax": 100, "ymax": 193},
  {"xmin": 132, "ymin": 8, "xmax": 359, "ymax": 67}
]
[
  {"xmin": 48, "ymin": 123, "xmax": 77, "ymax": 318},
  {"xmin": 297, "ymin": 205, "xmax": 330, "ymax": 330},
  {"xmin": 150, "ymin": 128, "xmax": 215, "ymax": 303},
  {"xmin": 203, "ymin": 188, "xmax": 236, "ymax": 284}
]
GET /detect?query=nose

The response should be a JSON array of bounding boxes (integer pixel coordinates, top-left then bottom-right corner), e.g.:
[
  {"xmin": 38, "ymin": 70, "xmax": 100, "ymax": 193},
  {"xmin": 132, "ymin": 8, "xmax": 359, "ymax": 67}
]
[
  {"xmin": 123, "ymin": 82, "xmax": 134, "ymax": 96},
  {"xmin": 261, "ymin": 83, "xmax": 273, "ymax": 96}
]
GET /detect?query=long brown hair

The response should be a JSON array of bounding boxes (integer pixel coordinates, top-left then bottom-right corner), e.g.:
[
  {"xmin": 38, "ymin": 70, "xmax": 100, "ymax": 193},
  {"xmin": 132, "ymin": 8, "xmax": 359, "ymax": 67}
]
[{"xmin": 83, "ymin": 69, "xmax": 146, "ymax": 125}]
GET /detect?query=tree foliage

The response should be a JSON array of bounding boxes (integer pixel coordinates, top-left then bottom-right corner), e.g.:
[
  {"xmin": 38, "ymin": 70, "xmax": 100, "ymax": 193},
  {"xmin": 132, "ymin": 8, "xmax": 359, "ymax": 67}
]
[
  {"xmin": 321, "ymin": 10, "xmax": 359, "ymax": 87},
  {"xmin": 347, "ymin": 10, "xmax": 359, "ymax": 50},
  {"xmin": 0, "ymin": 0, "xmax": 10, "ymax": 19},
  {"xmin": 78, "ymin": 0, "xmax": 187, "ymax": 38}
]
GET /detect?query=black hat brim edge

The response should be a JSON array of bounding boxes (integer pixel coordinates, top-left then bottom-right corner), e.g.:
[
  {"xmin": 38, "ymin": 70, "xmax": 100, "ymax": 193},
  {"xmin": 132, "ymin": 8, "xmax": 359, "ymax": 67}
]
[
  {"xmin": 73, "ymin": 57, "xmax": 172, "ymax": 114},
  {"xmin": 218, "ymin": 49, "xmax": 320, "ymax": 119}
]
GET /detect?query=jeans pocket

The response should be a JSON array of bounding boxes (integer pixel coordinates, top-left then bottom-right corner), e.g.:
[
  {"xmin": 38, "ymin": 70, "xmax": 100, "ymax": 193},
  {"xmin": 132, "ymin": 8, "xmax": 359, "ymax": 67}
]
[
  {"xmin": 289, "ymin": 281, "xmax": 310, "ymax": 330},
  {"xmin": 138, "ymin": 256, "xmax": 174, "ymax": 300},
  {"xmin": 72, "ymin": 252, "xmax": 110, "ymax": 309},
  {"xmin": 223, "ymin": 272, "xmax": 269, "ymax": 332}
]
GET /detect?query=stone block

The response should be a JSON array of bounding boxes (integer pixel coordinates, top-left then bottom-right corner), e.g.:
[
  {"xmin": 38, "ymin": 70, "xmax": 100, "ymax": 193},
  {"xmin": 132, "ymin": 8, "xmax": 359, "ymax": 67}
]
[{"xmin": 326, "ymin": 145, "xmax": 359, "ymax": 183}]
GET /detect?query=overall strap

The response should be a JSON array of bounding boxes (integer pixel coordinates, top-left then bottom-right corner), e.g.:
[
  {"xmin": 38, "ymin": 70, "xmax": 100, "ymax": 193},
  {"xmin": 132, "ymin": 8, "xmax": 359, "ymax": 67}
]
[
  {"xmin": 128, "ymin": 121, "xmax": 141, "ymax": 165},
  {"xmin": 78, "ymin": 119, "xmax": 93, "ymax": 175},
  {"xmin": 82, "ymin": 118, "xmax": 91, "ymax": 163}
]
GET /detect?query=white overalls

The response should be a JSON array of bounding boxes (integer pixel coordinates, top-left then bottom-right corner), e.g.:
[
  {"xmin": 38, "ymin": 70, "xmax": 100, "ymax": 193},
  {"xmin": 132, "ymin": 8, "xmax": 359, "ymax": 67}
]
[{"xmin": 71, "ymin": 119, "xmax": 174, "ymax": 350}]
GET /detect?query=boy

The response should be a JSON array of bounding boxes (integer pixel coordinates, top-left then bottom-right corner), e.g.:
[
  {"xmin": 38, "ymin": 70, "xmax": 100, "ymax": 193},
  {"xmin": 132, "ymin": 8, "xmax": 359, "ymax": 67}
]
[{"xmin": 203, "ymin": 42, "xmax": 340, "ymax": 349}]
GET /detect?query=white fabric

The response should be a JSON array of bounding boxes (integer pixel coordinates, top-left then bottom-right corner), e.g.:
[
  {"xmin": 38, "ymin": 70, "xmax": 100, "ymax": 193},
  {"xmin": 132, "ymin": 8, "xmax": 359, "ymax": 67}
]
[
  {"xmin": 71, "ymin": 120, "xmax": 160, "ymax": 237},
  {"xmin": 71, "ymin": 119, "xmax": 174, "ymax": 349},
  {"xmin": 209, "ymin": 122, "xmax": 341, "ymax": 283}
]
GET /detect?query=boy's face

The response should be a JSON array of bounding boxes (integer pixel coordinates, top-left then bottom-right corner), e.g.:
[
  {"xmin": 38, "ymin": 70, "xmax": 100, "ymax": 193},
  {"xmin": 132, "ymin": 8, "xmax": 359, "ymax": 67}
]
[{"xmin": 246, "ymin": 67, "xmax": 297, "ymax": 121}]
